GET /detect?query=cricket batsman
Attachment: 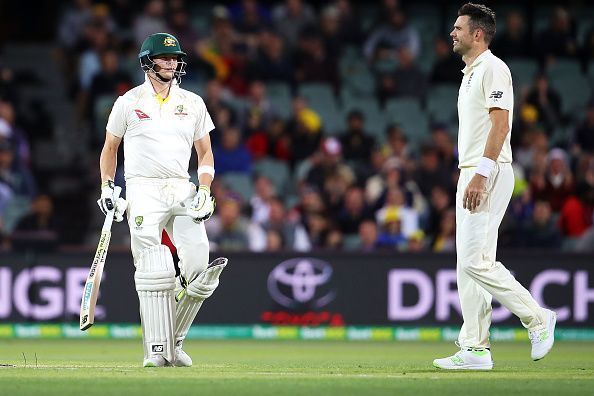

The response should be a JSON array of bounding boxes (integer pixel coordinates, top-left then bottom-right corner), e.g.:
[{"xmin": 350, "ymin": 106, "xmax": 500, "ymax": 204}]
[
  {"xmin": 97, "ymin": 32, "xmax": 226, "ymax": 367},
  {"xmin": 433, "ymin": 4, "xmax": 556, "ymax": 370}
]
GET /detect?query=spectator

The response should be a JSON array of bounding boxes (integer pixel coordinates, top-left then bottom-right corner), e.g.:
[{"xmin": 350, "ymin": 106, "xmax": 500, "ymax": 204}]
[
  {"xmin": 0, "ymin": 99, "xmax": 31, "ymax": 165},
  {"xmin": 213, "ymin": 127, "xmax": 252, "ymax": 175},
  {"xmin": 339, "ymin": 110, "xmax": 376, "ymax": 164},
  {"xmin": 412, "ymin": 144, "xmax": 451, "ymax": 198},
  {"xmin": 358, "ymin": 219, "xmax": 379, "ymax": 251},
  {"xmin": 378, "ymin": 47, "xmax": 427, "ymax": 103},
  {"xmin": 319, "ymin": 5, "xmax": 343, "ymax": 59},
  {"xmin": 250, "ymin": 175, "xmax": 276, "ymax": 224},
  {"xmin": 430, "ymin": 123, "xmax": 457, "ymax": 172},
  {"xmin": 363, "ymin": 9, "xmax": 420, "ymax": 62},
  {"xmin": 12, "ymin": 194, "xmax": 60, "ymax": 251},
  {"xmin": 294, "ymin": 29, "xmax": 339, "ymax": 90},
  {"xmin": 272, "ymin": 0, "xmax": 317, "ymax": 49},
  {"xmin": 430, "ymin": 37, "xmax": 464, "ymax": 84},
  {"xmin": 524, "ymin": 73, "xmax": 563, "ymax": 131},
  {"xmin": 531, "ymin": 148, "xmax": 574, "ymax": 212},
  {"xmin": 425, "ymin": 184, "xmax": 452, "ymax": 239},
  {"xmin": 206, "ymin": 193, "xmax": 250, "ymax": 251},
  {"xmin": 241, "ymin": 80, "xmax": 276, "ymax": 133},
  {"xmin": 230, "ymin": 0, "xmax": 272, "ymax": 35},
  {"xmin": 432, "ymin": 208, "xmax": 456, "ymax": 252},
  {"xmin": 0, "ymin": 139, "xmax": 36, "ymax": 199},
  {"xmin": 535, "ymin": 7, "xmax": 578, "ymax": 63},
  {"xmin": 57, "ymin": 0, "xmax": 93, "ymax": 51},
  {"xmin": 334, "ymin": 0, "xmax": 363, "ymax": 46},
  {"xmin": 248, "ymin": 30, "xmax": 294, "ymax": 83},
  {"xmin": 376, "ymin": 207, "xmax": 406, "ymax": 250},
  {"xmin": 287, "ymin": 97, "xmax": 323, "ymax": 165},
  {"xmin": 517, "ymin": 200, "xmax": 561, "ymax": 248},
  {"xmin": 249, "ymin": 197, "xmax": 311, "ymax": 251},
  {"xmin": 337, "ymin": 186, "xmax": 371, "ymax": 234},
  {"xmin": 133, "ymin": 0, "xmax": 167, "ymax": 46},
  {"xmin": 168, "ymin": 7, "xmax": 201, "ymax": 64},
  {"xmin": 491, "ymin": 11, "xmax": 531, "ymax": 60},
  {"xmin": 559, "ymin": 159, "xmax": 594, "ymax": 241},
  {"xmin": 375, "ymin": 186, "xmax": 419, "ymax": 237},
  {"xmin": 383, "ymin": 124, "xmax": 410, "ymax": 162},
  {"xmin": 305, "ymin": 137, "xmax": 355, "ymax": 195},
  {"xmin": 574, "ymin": 101, "xmax": 594, "ymax": 155}
]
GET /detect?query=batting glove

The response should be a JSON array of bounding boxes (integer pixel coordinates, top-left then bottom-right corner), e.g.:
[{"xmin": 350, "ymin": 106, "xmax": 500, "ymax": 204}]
[
  {"xmin": 188, "ymin": 185, "xmax": 215, "ymax": 223},
  {"xmin": 97, "ymin": 181, "xmax": 127, "ymax": 222}
]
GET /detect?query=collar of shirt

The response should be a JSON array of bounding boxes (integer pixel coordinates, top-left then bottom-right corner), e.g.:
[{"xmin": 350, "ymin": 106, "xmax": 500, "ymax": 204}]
[
  {"xmin": 142, "ymin": 74, "xmax": 179, "ymax": 104},
  {"xmin": 461, "ymin": 49, "xmax": 491, "ymax": 75}
]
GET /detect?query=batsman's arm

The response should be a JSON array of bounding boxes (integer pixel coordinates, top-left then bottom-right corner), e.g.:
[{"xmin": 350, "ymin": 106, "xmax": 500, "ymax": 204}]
[
  {"xmin": 194, "ymin": 134, "xmax": 214, "ymax": 188},
  {"xmin": 100, "ymin": 132, "xmax": 122, "ymax": 183}
]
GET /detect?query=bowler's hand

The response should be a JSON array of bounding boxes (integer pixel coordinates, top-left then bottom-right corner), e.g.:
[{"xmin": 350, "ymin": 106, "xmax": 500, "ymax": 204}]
[{"xmin": 463, "ymin": 174, "xmax": 487, "ymax": 211}]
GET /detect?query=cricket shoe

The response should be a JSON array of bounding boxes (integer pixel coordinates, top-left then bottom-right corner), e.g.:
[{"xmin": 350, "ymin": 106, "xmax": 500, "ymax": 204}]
[
  {"xmin": 172, "ymin": 347, "xmax": 193, "ymax": 367},
  {"xmin": 529, "ymin": 309, "xmax": 556, "ymax": 361},
  {"xmin": 433, "ymin": 344, "xmax": 493, "ymax": 370},
  {"xmin": 143, "ymin": 355, "xmax": 167, "ymax": 367}
]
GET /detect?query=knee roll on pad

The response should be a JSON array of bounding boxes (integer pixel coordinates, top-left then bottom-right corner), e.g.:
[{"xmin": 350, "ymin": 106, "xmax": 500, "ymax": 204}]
[
  {"xmin": 135, "ymin": 245, "xmax": 176, "ymax": 363},
  {"xmin": 185, "ymin": 257, "xmax": 228, "ymax": 300}
]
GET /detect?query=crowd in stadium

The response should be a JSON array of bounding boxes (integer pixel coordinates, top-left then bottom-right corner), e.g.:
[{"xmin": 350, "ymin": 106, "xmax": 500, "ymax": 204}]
[{"xmin": 0, "ymin": 0, "xmax": 593, "ymax": 253}]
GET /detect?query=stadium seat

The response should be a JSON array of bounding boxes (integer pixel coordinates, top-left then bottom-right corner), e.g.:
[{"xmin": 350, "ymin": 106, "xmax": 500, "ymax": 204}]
[
  {"xmin": 220, "ymin": 172, "xmax": 253, "ymax": 203},
  {"xmin": 507, "ymin": 58, "xmax": 539, "ymax": 91},
  {"xmin": 266, "ymin": 82, "xmax": 293, "ymax": 120},
  {"xmin": 550, "ymin": 74, "xmax": 592, "ymax": 116},
  {"xmin": 253, "ymin": 157, "xmax": 291, "ymax": 196},
  {"xmin": 2, "ymin": 195, "xmax": 31, "ymax": 233},
  {"xmin": 426, "ymin": 84, "xmax": 459, "ymax": 124},
  {"xmin": 384, "ymin": 98, "xmax": 430, "ymax": 149},
  {"xmin": 547, "ymin": 59, "xmax": 582, "ymax": 82},
  {"xmin": 339, "ymin": 55, "xmax": 375, "ymax": 96}
]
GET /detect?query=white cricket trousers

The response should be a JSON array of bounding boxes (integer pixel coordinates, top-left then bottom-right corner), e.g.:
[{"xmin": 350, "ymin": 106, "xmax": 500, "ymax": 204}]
[
  {"xmin": 456, "ymin": 163, "xmax": 546, "ymax": 348},
  {"xmin": 125, "ymin": 178, "xmax": 209, "ymax": 283}
]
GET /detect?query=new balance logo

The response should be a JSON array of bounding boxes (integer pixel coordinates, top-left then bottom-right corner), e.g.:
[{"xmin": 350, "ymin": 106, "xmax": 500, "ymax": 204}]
[
  {"xmin": 151, "ymin": 344, "xmax": 164, "ymax": 353},
  {"xmin": 489, "ymin": 91, "xmax": 503, "ymax": 99},
  {"xmin": 134, "ymin": 109, "xmax": 151, "ymax": 120}
]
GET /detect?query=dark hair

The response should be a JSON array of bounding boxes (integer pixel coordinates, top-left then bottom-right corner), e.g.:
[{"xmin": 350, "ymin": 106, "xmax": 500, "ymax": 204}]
[{"xmin": 458, "ymin": 3, "xmax": 496, "ymax": 44}]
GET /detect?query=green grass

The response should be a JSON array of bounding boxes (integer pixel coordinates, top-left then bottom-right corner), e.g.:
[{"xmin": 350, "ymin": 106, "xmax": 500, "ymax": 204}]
[{"xmin": 0, "ymin": 340, "xmax": 593, "ymax": 395}]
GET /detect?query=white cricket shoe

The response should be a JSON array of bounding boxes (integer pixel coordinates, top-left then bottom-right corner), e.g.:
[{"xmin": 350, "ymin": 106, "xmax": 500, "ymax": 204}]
[
  {"xmin": 143, "ymin": 355, "xmax": 167, "ymax": 367},
  {"xmin": 173, "ymin": 347, "xmax": 193, "ymax": 367},
  {"xmin": 529, "ymin": 309, "xmax": 556, "ymax": 361},
  {"xmin": 433, "ymin": 345, "xmax": 493, "ymax": 370}
]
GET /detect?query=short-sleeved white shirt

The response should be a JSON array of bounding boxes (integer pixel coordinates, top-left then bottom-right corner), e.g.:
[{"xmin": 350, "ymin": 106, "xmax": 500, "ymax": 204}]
[
  {"xmin": 457, "ymin": 49, "xmax": 513, "ymax": 168},
  {"xmin": 106, "ymin": 76, "xmax": 214, "ymax": 180}
]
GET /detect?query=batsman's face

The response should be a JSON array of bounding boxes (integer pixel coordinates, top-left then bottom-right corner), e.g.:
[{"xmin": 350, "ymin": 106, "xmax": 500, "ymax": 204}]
[
  {"xmin": 153, "ymin": 55, "xmax": 178, "ymax": 79},
  {"xmin": 451, "ymin": 16, "xmax": 473, "ymax": 55}
]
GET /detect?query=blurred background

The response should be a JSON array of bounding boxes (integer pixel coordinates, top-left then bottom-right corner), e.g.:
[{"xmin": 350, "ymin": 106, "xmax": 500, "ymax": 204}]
[
  {"xmin": 0, "ymin": 0, "xmax": 593, "ymax": 254},
  {"xmin": 0, "ymin": 0, "xmax": 593, "ymax": 335}
]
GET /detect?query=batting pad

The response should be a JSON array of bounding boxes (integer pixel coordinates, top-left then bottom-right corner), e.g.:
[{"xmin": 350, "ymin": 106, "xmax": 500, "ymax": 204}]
[
  {"xmin": 135, "ymin": 245, "xmax": 176, "ymax": 363},
  {"xmin": 175, "ymin": 257, "xmax": 227, "ymax": 343}
]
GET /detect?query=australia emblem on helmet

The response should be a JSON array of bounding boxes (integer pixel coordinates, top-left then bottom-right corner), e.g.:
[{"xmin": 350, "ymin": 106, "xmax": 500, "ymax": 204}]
[{"xmin": 163, "ymin": 36, "xmax": 177, "ymax": 47}]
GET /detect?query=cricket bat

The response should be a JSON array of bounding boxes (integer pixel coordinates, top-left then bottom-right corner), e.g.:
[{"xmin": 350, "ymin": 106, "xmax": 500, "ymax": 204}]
[{"xmin": 80, "ymin": 186, "xmax": 121, "ymax": 331}]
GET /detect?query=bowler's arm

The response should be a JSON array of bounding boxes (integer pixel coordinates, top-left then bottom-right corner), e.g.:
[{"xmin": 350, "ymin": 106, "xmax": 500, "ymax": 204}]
[
  {"xmin": 194, "ymin": 134, "xmax": 214, "ymax": 188},
  {"xmin": 482, "ymin": 108, "xmax": 510, "ymax": 162},
  {"xmin": 100, "ymin": 132, "xmax": 122, "ymax": 183}
]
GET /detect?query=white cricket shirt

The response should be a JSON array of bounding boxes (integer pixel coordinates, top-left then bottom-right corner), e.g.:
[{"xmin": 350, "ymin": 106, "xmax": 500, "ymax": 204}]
[
  {"xmin": 457, "ymin": 49, "xmax": 513, "ymax": 168},
  {"xmin": 106, "ymin": 76, "xmax": 214, "ymax": 180}
]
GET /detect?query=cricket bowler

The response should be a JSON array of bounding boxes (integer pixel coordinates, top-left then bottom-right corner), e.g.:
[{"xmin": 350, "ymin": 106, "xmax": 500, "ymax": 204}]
[
  {"xmin": 97, "ymin": 32, "xmax": 226, "ymax": 367},
  {"xmin": 433, "ymin": 4, "xmax": 556, "ymax": 370}
]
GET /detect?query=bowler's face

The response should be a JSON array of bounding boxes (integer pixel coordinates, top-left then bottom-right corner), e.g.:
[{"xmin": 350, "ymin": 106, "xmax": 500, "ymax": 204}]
[{"xmin": 450, "ymin": 16, "xmax": 473, "ymax": 55}]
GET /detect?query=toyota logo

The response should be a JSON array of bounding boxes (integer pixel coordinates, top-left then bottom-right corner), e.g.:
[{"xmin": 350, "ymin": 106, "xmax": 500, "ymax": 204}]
[{"xmin": 267, "ymin": 258, "xmax": 336, "ymax": 309}]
